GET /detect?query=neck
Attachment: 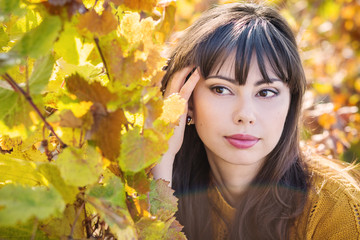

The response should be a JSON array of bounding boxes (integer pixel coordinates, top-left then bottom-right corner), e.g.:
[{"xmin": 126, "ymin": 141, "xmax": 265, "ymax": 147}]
[{"xmin": 208, "ymin": 155, "xmax": 263, "ymax": 206}]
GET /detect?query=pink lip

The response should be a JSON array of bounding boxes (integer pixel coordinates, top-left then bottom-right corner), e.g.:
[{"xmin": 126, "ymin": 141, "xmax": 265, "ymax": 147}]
[{"xmin": 225, "ymin": 134, "xmax": 259, "ymax": 149}]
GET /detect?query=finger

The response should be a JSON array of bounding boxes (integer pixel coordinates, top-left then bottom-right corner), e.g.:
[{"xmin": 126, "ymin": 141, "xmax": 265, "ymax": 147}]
[
  {"xmin": 179, "ymin": 68, "xmax": 200, "ymax": 101},
  {"xmin": 164, "ymin": 66, "xmax": 195, "ymax": 98}
]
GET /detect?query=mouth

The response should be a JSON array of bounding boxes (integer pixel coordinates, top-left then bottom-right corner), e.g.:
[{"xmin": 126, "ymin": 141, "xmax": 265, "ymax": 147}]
[{"xmin": 224, "ymin": 134, "xmax": 260, "ymax": 149}]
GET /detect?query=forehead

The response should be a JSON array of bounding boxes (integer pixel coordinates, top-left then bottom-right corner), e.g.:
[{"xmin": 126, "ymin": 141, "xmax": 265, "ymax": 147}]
[{"xmin": 209, "ymin": 52, "xmax": 278, "ymax": 82}]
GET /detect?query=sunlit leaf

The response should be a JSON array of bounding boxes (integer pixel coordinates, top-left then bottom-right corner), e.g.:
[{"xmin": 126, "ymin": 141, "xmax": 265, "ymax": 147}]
[
  {"xmin": 55, "ymin": 145, "xmax": 103, "ymax": 186},
  {"xmin": 0, "ymin": 184, "xmax": 65, "ymax": 226},
  {"xmin": 119, "ymin": 127, "xmax": 168, "ymax": 172},
  {"xmin": 54, "ymin": 22, "xmax": 79, "ymax": 65},
  {"xmin": 29, "ymin": 54, "xmax": 54, "ymax": 94},
  {"xmin": 0, "ymin": 154, "xmax": 47, "ymax": 186},
  {"xmin": 88, "ymin": 175, "xmax": 127, "ymax": 209},
  {"xmin": 77, "ymin": 9, "xmax": 117, "ymax": 37},
  {"xmin": 149, "ymin": 179, "xmax": 177, "ymax": 220},
  {"xmin": 65, "ymin": 73, "xmax": 117, "ymax": 107},
  {"xmin": 38, "ymin": 163, "xmax": 79, "ymax": 204},
  {"xmin": 160, "ymin": 93, "xmax": 186, "ymax": 124},
  {"xmin": 40, "ymin": 204, "xmax": 86, "ymax": 239},
  {"xmin": 91, "ymin": 108, "xmax": 127, "ymax": 161},
  {"xmin": 11, "ymin": 15, "xmax": 61, "ymax": 58}
]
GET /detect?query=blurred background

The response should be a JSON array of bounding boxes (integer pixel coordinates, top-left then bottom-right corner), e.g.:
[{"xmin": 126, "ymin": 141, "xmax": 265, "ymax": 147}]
[{"xmin": 169, "ymin": 0, "xmax": 360, "ymax": 163}]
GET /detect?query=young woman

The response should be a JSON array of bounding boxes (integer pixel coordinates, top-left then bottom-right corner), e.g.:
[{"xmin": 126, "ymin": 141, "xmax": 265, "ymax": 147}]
[{"xmin": 153, "ymin": 3, "xmax": 360, "ymax": 239}]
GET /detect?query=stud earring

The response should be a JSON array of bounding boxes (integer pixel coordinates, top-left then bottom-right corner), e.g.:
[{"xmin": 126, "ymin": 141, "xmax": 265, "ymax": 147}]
[{"xmin": 186, "ymin": 116, "xmax": 193, "ymax": 125}]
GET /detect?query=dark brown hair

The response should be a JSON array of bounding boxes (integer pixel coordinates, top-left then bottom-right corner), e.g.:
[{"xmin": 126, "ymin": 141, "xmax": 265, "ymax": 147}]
[{"xmin": 161, "ymin": 3, "xmax": 309, "ymax": 239}]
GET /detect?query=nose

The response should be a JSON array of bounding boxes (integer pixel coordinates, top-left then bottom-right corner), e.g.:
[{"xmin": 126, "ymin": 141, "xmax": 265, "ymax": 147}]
[{"xmin": 233, "ymin": 97, "xmax": 256, "ymax": 125}]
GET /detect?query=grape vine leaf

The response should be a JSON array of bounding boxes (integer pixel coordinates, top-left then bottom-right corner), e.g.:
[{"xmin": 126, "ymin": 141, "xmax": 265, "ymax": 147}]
[
  {"xmin": 40, "ymin": 204, "xmax": 86, "ymax": 239},
  {"xmin": 160, "ymin": 93, "xmax": 186, "ymax": 124},
  {"xmin": 0, "ymin": 87, "xmax": 18, "ymax": 121},
  {"xmin": 65, "ymin": 73, "xmax": 117, "ymax": 107},
  {"xmin": 120, "ymin": 12, "xmax": 155, "ymax": 46},
  {"xmin": 149, "ymin": 179, "xmax": 177, "ymax": 220},
  {"xmin": 0, "ymin": 27, "xmax": 9, "ymax": 48},
  {"xmin": 88, "ymin": 175, "xmax": 127, "ymax": 209},
  {"xmin": 119, "ymin": 127, "xmax": 168, "ymax": 172},
  {"xmin": 55, "ymin": 145, "xmax": 103, "ymax": 186},
  {"xmin": 0, "ymin": 154, "xmax": 47, "ymax": 186},
  {"xmin": 0, "ymin": 184, "xmax": 65, "ymax": 226},
  {"xmin": 0, "ymin": 221, "xmax": 50, "ymax": 240},
  {"xmin": 136, "ymin": 216, "xmax": 186, "ymax": 240},
  {"xmin": 11, "ymin": 15, "xmax": 62, "ymax": 59},
  {"xmin": 59, "ymin": 110, "xmax": 83, "ymax": 128},
  {"xmin": 29, "ymin": 54, "xmax": 55, "ymax": 94},
  {"xmin": 77, "ymin": 9, "xmax": 118, "ymax": 37},
  {"xmin": 91, "ymin": 107, "xmax": 128, "ymax": 161},
  {"xmin": 136, "ymin": 217, "xmax": 168, "ymax": 240},
  {"xmin": 54, "ymin": 22, "xmax": 79, "ymax": 65},
  {"xmin": 38, "ymin": 163, "xmax": 79, "ymax": 204},
  {"xmin": 112, "ymin": 0, "xmax": 158, "ymax": 13},
  {"xmin": 125, "ymin": 170, "xmax": 151, "ymax": 195}
]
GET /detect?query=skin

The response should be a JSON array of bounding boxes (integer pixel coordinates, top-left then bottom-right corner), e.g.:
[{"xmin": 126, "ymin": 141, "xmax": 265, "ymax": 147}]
[{"xmin": 188, "ymin": 55, "xmax": 291, "ymax": 205}]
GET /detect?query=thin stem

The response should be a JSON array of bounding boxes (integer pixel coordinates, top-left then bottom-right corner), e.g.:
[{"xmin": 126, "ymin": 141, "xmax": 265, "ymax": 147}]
[
  {"xmin": 2, "ymin": 73, "xmax": 66, "ymax": 147},
  {"xmin": 69, "ymin": 202, "xmax": 85, "ymax": 238},
  {"xmin": 26, "ymin": 58, "xmax": 29, "ymax": 94},
  {"xmin": 94, "ymin": 37, "xmax": 111, "ymax": 82},
  {"xmin": 30, "ymin": 218, "xmax": 38, "ymax": 240}
]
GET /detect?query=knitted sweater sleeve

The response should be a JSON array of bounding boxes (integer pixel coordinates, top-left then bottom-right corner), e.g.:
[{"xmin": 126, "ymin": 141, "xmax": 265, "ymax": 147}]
[
  {"xmin": 294, "ymin": 166, "xmax": 360, "ymax": 239},
  {"xmin": 307, "ymin": 184, "xmax": 360, "ymax": 239}
]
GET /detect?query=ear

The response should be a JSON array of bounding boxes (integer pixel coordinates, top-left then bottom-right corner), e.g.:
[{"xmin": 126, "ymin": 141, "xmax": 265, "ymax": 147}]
[{"xmin": 187, "ymin": 95, "xmax": 194, "ymax": 119}]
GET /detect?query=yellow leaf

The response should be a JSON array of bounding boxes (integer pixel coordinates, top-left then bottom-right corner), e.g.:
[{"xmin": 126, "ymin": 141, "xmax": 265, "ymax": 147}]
[
  {"xmin": 77, "ymin": 9, "xmax": 117, "ymax": 37},
  {"xmin": 0, "ymin": 135, "xmax": 21, "ymax": 151},
  {"xmin": 160, "ymin": 93, "xmax": 186, "ymax": 124}
]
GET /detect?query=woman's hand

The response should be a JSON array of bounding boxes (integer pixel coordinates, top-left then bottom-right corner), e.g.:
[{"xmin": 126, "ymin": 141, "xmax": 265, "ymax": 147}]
[{"xmin": 152, "ymin": 66, "xmax": 200, "ymax": 186}]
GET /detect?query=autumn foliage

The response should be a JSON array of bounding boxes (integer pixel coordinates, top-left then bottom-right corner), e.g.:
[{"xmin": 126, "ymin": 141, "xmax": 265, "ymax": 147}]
[
  {"xmin": 0, "ymin": 0, "xmax": 360, "ymax": 239},
  {"xmin": 0, "ymin": 0, "xmax": 186, "ymax": 238}
]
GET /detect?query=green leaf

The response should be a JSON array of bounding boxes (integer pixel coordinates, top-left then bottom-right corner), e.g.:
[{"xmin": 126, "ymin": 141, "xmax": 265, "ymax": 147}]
[
  {"xmin": 0, "ymin": 26, "xmax": 9, "ymax": 48},
  {"xmin": 136, "ymin": 217, "xmax": 167, "ymax": 240},
  {"xmin": 119, "ymin": 127, "xmax": 168, "ymax": 172},
  {"xmin": 11, "ymin": 15, "xmax": 62, "ymax": 58},
  {"xmin": 40, "ymin": 204, "xmax": 86, "ymax": 239},
  {"xmin": 38, "ymin": 163, "xmax": 79, "ymax": 204},
  {"xmin": 0, "ymin": 87, "xmax": 18, "ymax": 121},
  {"xmin": 88, "ymin": 176, "xmax": 127, "ymax": 209},
  {"xmin": 0, "ymin": 220, "xmax": 52, "ymax": 240},
  {"xmin": 55, "ymin": 145, "xmax": 103, "ymax": 186},
  {"xmin": 0, "ymin": 0, "xmax": 22, "ymax": 21},
  {"xmin": 0, "ymin": 154, "xmax": 47, "ymax": 186},
  {"xmin": 54, "ymin": 22, "xmax": 79, "ymax": 65},
  {"xmin": 149, "ymin": 179, "xmax": 177, "ymax": 220},
  {"xmin": 29, "ymin": 54, "xmax": 55, "ymax": 94},
  {"xmin": 0, "ymin": 184, "xmax": 65, "ymax": 226}
]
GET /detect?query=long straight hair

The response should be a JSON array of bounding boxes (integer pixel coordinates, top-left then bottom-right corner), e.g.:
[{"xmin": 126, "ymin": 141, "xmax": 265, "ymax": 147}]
[{"xmin": 161, "ymin": 3, "xmax": 310, "ymax": 239}]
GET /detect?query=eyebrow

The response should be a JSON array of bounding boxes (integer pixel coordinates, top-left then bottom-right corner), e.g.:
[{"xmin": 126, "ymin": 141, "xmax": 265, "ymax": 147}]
[{"xmin": 206, "ymin": 75, "xmax": 283, "ymax": 86}]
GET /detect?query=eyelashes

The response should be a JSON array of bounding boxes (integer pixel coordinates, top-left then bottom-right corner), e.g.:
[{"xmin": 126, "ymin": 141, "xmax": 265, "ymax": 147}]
[
  {"xmin": 211, "ymin": 86, "xmax": 232, "ymax": 95},
  {"xmin": 210, "ymin": 85, "xmax": 279, "ymax": 98},
  {"xmin": 256, "ymin": 89, "xmax": 279, "ymax": 98}
]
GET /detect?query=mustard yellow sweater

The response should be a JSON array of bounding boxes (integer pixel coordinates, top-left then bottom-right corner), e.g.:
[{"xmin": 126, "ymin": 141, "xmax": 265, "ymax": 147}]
[{"xmin": 209, "ymin": 156, "xmax": 360, "ymax": 239}]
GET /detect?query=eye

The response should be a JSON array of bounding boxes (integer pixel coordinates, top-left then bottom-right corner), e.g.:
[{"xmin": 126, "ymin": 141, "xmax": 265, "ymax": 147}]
[
  {"xmin": 211, "ymin": 86, "xmax": 232, "ymax": 95},
  {"xmin": 256, "ymin": 89, "xmax": 278, "ymax": 98}
]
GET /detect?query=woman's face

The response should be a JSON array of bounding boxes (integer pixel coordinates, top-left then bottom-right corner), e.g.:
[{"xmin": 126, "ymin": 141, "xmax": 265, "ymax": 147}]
[{"xmin": 191, "ymin": 55, "xmax": 290, "ymax": 169}]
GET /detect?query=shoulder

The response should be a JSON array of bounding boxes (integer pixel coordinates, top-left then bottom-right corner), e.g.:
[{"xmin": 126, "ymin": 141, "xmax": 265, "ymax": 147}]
[{"xmin": 293, "ymin": 154, "xmax": 360, "ymax": 239}]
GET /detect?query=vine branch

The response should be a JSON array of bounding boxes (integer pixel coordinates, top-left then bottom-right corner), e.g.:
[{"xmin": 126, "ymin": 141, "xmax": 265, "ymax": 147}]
[
  {"xmin": 94, "ymin": 37, "xmax": 111, "ymax": 82},
  {"xmin": 2, "ymin": 73, "xmax": 66, "ymax": 147}
]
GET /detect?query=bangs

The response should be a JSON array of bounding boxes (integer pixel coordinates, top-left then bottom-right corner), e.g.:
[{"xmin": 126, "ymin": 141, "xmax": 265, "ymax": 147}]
[{"xmin": 194, "ymin": 17, "xmax": 303, "ymax": 93}]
